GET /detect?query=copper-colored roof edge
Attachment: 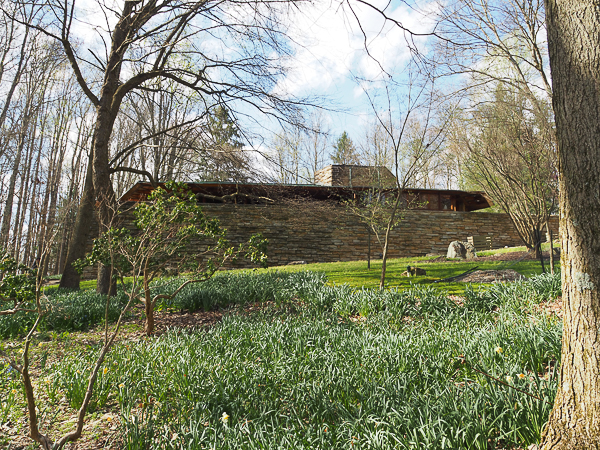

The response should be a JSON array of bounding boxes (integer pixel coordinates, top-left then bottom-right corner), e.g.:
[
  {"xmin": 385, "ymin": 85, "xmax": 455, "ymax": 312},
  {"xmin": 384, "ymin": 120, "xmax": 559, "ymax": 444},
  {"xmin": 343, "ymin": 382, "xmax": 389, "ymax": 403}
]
[{"xmin": 120, "ymin": 180, "xmax": 490, "ymax": 201}]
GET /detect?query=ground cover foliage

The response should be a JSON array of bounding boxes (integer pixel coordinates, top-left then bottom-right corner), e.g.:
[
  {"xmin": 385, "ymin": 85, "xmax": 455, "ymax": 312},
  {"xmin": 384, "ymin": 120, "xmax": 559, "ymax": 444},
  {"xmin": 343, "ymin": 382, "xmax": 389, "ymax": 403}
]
[
  {"xmin": 1, "ymin": 271, "xmax": 561, "ymax": 449},
  {"xmin": 0, "ymin": 290, "xmax": 131, "ymax": 339}
]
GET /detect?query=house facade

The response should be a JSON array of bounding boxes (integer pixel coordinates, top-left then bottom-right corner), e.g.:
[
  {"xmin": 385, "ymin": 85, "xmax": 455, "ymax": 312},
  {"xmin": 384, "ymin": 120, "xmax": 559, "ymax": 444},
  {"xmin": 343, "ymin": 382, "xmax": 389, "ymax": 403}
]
[{"xmin": 103, "ymin": 165, "xmax": 557, "ymax": 272}]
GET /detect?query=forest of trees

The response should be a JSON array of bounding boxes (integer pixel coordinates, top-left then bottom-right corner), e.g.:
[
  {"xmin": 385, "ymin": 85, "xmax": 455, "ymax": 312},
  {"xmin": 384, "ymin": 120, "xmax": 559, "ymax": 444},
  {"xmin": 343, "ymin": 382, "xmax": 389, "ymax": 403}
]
[
  {"xmin": 0, "ymin": 0, "xmax": 464, "ymax": 282},
  {"xmin": 2, "ymin": 0, "xmax": 600, "ymax": 448},
  {"xmin": 0, "ymin": 0, "xmax": 560, "ymax": 284}
]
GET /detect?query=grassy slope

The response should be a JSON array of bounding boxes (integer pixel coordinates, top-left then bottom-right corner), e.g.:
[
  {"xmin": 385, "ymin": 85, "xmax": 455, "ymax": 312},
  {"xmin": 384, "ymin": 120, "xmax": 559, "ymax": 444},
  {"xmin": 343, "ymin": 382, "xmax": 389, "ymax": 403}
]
[
  {"xmin": 259, "ymin": 244, "xmax": 559, "ymax": 295},
  {"xmin": 60, "ymin": 245, "xmax": 559, "ymax": 296},
  {"xmin": 4, "ymin": 271, "xmax": 562, "ymax": 450},
  {"xmin": 4, "ymin": 250, "xmax": 563, "ymax": 449}
]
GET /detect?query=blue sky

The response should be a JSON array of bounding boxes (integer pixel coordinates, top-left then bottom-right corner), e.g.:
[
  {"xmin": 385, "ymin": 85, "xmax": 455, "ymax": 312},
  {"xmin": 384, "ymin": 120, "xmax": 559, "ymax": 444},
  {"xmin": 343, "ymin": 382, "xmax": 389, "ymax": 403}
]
[
  {"xmin": 269, "ymin": 0, "xmax": 438, "ymax": 142},
  {"xmin": 68, "ymin": 0, "xmax": 439, "ymax": 160}
]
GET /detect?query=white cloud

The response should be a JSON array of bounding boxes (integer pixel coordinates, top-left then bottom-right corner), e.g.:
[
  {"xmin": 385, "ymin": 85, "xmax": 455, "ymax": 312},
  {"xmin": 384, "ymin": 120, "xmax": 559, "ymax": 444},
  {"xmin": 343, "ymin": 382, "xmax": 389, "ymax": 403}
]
[
  {"xmin": 69, "ymin": 0, "xmax": 120, "ymax": 49},
  {"xmin": 274, "ymin": 0, "xmax": 438, "ymax": 98}
]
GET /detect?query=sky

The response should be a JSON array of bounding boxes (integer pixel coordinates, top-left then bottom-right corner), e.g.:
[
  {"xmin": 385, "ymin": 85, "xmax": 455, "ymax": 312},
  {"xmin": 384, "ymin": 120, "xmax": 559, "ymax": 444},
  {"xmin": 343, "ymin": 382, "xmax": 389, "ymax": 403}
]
[
  {"xmin": 271, "ymin": 0, "xmax": 438, "ymax": 142},
  {"xmin": 63, "ymin": 0, "xmax": 439, "ymax": 167}
]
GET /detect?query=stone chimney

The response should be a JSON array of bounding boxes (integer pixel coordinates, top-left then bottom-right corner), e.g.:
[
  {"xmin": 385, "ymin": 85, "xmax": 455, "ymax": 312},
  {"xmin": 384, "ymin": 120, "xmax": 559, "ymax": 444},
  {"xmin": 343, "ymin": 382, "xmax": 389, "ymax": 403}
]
[{"xmin": 314, "ymin": 165, "xmax": 396, "ymax": 187}]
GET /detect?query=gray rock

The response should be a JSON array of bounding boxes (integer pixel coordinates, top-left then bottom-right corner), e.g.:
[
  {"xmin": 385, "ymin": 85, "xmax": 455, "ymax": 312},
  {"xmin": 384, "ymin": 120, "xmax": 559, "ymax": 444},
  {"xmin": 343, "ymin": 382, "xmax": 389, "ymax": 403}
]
[
  {"xmin": 447, "ymin": 241, "xmax": 477, "ymax": 259},
  {"xmin": 447, "ymin": 241, "xmax": 466, "ymax": 259}
]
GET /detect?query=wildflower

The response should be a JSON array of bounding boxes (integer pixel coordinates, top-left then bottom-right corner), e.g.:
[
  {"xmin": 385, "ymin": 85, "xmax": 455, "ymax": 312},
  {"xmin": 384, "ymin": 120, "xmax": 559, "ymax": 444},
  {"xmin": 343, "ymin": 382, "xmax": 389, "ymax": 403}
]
[
  {"xmin": 506, "ymin": 376, "xmax": 513, "ymax": 383},
  {"xmin": 11, "ymin": 389, "xmax": 17, "ymax": 394},
  {"xmin": 106, "ymin": 416, "xmax": 112, "ymax": 422},
  {"xmin": 119, "ymin": 383, "xmax": 125, "ymax": 389},
  {"xmin": 103, "ymin": 367, "xmax": 108, "ymax": 375},
  {"xmin": 518, "ymin": 373, "xmax": 526, "ymax": 380},
  {"xmin": 221, "ymin": 412, "xmax": 229, "ymax": 424},
  {"xmin": 495, "ymin": 347, "xmax": 503, "ymax": 354}
]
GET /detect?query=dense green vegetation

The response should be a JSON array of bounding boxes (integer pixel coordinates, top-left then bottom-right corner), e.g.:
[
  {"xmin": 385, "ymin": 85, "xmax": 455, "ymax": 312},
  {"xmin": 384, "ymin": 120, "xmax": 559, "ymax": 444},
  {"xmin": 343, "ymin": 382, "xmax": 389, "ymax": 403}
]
[
  {"xmin": 2, "ymin": 269, "xmax": 561, "ymax": 449},
  {"xmin": 0, "ymin": 290, "xmax": 131, "ymax": 339}
]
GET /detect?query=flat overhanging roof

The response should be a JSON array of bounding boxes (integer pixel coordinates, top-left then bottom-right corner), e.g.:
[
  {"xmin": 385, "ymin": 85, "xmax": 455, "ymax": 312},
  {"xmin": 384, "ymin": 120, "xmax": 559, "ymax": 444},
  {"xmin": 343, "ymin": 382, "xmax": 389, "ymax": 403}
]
[{"xmin": 119, "ymin": 181, "xmax": 493, "ymax": 211}]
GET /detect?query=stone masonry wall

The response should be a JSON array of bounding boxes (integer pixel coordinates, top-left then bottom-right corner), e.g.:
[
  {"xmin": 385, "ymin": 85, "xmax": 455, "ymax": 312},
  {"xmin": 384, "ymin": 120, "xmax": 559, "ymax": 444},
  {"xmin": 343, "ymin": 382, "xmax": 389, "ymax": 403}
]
[
  {"xmin": 198, "ymin": 204, "xmax": 559, "ymax": 265},
  {"xmin": 82, "ymin": 203, "xmax": 559, "ymax": 277}
]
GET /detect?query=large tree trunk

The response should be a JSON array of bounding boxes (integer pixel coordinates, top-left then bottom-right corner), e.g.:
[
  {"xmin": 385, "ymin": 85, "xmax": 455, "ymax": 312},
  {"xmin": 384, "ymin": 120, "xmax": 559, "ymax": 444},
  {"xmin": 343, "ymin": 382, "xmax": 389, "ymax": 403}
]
[
  {"xmin": 540, "ymin": 1, "xmax": 600, "ymax": 448},
  {"xmin": 59, "ymin": 161, "xmax": 94, "ymax": 290},
  {"xmin": 59, "ymin": 2, "xmax": 135, "ymax": 294},
  {"xmin": 93, "ymin": 106, "xmax": 118, "ymax": 295},
  {"xmin": 90, "ymin": 2, "xmax": 135, "ymax": 294}
]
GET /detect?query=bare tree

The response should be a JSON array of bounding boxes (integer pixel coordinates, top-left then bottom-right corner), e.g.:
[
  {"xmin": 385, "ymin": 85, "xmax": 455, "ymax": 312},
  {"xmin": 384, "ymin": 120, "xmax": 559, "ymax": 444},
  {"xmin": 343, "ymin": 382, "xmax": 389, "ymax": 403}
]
[
  {"xmin": 302, "ymin": 110, "xmax": 330, "ymax": 183},
  {"xmin": 0, "ymin": 35, "xmax": 63, "ymax": 253},
  {"xmin": 270, "ymin": 125, "xmax": 303, "ymax": 184},
  {"xmin": 353, "ymin": 73, "xmax": 446, "ymax": 289},
  {"xmin": 433, "ymin": 0, "xmax": 551, "ymax": 104},
  {"xmin": 8, "ymin": 0, "xmax": 313, "ymax": 291},
  {"xmin": 456, "ymin": 85, "xmax": 557, "ymax": 262},
  {"xmin": 429, "ymin": 0, "xmax": 559, "ymax": 265},
  {"xmin": 360, "ymin": 119, "xmax": 394, "ymax": 170}
]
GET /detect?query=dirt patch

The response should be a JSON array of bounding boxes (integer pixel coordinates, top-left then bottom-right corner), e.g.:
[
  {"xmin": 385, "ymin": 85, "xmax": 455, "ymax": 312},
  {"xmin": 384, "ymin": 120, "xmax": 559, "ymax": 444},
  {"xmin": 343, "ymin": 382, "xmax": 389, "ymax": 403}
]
[
  {"xmin": 423, "ymin": 255, "xmax": 448, "ymax": 263},
  {"xmin": 149, "ymin": 301, "xmax": 279, "ymax": 335},
  {"xmin": 477, "ymin": 250, "xmax": 555, "ymax": 262},
  {"xmin": 151, "ymin": 308, "xmax": 225, "ymax": 334},
  {"xmin": 535, "ymin": 297, "xmax": 563, "ymax": 318},
  {"xmin": 456, "ymin": 269, "xmax": 526, "ymax": 283}
]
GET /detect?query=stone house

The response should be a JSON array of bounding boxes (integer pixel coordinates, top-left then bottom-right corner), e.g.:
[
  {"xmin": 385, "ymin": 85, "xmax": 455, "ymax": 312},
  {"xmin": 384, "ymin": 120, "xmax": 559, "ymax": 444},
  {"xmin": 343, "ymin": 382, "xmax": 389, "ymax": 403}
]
[{"xmin": 111, "ymin": 165, "xmax": 557, "ymax": 269}]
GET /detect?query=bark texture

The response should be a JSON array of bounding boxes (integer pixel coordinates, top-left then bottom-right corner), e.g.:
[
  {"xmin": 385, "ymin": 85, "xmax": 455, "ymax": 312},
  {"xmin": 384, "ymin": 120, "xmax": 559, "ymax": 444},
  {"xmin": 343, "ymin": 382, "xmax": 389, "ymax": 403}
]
[
  {"xmin": 84, "ymin": 3, "xmax": 134, "ymax": 294},
  {"xmin": 541, "ymin": 1, "xmax": 600, "ymax": 448},
  {"xmin": 59, "ymin": 162, "xmax": 94, "ymax": 289}
]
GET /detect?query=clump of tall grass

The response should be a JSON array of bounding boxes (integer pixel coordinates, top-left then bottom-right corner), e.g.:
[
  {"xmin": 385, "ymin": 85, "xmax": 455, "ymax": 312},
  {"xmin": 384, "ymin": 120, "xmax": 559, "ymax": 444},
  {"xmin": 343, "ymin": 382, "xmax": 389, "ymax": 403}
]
[
  {"xmin": 152, "ymin": 270, "xmax": 328, "ymax": 312},
  {"xmin": 0, "ymin": 290, "xmax": 130, "ymax": 338},
  {"xmin": 297, "ymin": 273, "xmax": 561, "ymax": 327},
  {"xmin": 51, "ymin": 299, "xmax": 560, "ymax": 449},
  {"xmin": 463, "ymin": 272, "xmax": 562, "ymax": 314},
  {"xmin": 0, "ymin": 271, "xmax": 328, "ymax": 338}
]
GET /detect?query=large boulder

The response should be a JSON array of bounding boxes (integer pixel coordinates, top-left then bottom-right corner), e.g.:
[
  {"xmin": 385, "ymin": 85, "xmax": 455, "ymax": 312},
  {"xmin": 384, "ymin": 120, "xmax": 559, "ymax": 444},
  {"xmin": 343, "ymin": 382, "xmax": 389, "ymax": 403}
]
[
  {"xmin": 447, "ymin": 241, "xmax": 478, "ymax": 259},
  {"xmin": 447, "ymin": 241, "xmax": 466, "ymax": 258}
]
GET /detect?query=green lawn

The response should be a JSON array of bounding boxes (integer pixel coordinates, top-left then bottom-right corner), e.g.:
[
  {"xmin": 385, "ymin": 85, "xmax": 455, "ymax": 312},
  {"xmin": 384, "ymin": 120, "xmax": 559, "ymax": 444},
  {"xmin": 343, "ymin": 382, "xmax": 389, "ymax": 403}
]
[
  {"xmin": 262, "ymin": 245, "xmax": 559, "ymax": 295},
  {"xmin": 49, "ymin": 244, "xmax": 559, "ymax": 297}
]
